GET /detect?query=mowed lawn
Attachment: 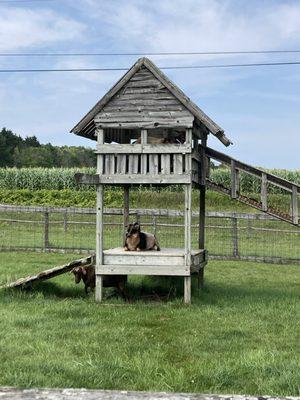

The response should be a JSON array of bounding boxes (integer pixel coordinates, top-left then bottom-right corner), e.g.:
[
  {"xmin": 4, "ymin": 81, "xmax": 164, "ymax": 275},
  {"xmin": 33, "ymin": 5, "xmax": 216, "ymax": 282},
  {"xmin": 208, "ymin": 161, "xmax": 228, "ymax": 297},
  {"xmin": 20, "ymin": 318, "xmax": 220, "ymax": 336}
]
[{"xmin": 0, "ymin": 252, "xmax": 299, "ymax": 396}]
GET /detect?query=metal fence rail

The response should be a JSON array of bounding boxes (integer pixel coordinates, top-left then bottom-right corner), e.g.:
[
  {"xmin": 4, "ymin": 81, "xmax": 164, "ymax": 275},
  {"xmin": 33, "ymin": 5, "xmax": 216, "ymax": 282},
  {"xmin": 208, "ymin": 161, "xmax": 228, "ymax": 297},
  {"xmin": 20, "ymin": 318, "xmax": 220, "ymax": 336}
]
[{"xmin": 0, "ymin": 204, "xmax": 299, "ymax": 264}]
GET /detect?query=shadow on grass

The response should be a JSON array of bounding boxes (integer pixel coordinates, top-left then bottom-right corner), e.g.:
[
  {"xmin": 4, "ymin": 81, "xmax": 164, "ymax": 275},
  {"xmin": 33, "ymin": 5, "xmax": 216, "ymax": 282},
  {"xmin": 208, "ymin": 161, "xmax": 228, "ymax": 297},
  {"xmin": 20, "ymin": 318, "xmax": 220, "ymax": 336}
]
[{"xmin": 1, "ymin": 275, "xmax": 296, "ymax": 306}]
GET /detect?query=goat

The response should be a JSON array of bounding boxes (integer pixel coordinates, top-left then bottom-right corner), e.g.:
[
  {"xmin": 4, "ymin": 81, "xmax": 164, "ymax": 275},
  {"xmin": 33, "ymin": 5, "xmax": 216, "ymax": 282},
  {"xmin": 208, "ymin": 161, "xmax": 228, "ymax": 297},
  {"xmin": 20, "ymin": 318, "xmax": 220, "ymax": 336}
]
[
  {"xmin": 124, "ymin": 222, "xmax": 160, "ymax": 251},
  {"xmin": 71, "ymin": 265, "xmax": 128, "ymax": 299}
]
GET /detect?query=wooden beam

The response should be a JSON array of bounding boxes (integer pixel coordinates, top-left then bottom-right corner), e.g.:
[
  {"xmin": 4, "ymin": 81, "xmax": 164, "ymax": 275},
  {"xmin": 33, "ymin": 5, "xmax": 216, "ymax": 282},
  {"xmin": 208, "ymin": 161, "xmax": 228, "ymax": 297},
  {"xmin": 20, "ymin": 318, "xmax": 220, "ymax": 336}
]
[
  {"xmin": 123, "ymin": 186, "xmax": 129, "ymax": 242},
  {"xmin": 261, "ymin": 173, "xmax": 268, "ymax": 211},
  {"xmin": 184, "ymin": 183, "xmax": 192, "ymax": 304},
  {"xmin": 94, "ymin": 174, "xmax": 192, "ymax": 185},
  {"xmin": 292, "ymin": 185, "xmax": 298, "ymax": 225},
  {"xmin": 231, "ymin": 160, "xmax": 239, "ymax": 199},
  {"xmin": 95, "ymin": 144, "xmax": 192, "ymax": 154}
]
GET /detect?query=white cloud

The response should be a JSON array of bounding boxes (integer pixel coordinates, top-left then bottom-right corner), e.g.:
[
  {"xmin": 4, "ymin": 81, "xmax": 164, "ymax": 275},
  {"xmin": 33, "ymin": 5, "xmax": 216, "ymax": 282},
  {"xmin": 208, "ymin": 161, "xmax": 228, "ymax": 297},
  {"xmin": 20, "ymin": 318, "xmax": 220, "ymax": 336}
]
[{"xmin": 0, "ymin": 7, "xmax": 85, "ymax": 51}]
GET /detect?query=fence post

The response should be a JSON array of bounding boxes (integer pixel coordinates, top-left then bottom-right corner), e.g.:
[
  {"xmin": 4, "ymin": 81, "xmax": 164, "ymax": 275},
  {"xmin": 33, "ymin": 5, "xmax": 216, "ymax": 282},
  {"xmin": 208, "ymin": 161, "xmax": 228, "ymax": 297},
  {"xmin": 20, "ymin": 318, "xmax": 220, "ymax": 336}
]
[
  {"xmin": 63, "ymin": 211, "xmax": 68, "ymax": 233},
  {"xmin": 152, "ymin": 214, "xmax": 157, "ymax": 235},
  {"xmin": 231, "ymin": 215, "xmax": 239, "ymax": 258},
  {"xmin": 44, "ymin": 210, "xmax": 49, "ymax": 249}
]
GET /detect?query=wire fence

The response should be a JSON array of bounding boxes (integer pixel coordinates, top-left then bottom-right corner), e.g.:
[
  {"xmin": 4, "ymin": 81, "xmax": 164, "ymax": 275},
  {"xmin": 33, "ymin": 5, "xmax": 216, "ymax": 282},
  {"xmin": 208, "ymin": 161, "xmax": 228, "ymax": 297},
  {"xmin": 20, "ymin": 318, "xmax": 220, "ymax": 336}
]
[{"xmin": 0, "ymin": 204, "xmax": 299, "ymax": 264}]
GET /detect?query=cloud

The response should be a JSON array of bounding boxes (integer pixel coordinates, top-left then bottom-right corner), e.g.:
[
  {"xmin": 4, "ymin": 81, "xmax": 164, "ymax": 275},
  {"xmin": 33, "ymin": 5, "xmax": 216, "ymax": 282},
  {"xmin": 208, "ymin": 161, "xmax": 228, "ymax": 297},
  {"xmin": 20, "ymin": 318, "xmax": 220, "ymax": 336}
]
[{"xmin": 0, "ymin": 7, "xmax": 85, "ymax": 51}]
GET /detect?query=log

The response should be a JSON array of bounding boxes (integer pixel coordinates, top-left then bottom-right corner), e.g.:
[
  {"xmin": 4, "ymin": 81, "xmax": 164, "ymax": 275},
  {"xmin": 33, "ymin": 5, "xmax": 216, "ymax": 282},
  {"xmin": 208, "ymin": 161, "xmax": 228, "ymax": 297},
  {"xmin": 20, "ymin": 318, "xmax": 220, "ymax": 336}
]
[{"xmin": 0, "ymin": 388, "xmax": 297, "ymax": 400}]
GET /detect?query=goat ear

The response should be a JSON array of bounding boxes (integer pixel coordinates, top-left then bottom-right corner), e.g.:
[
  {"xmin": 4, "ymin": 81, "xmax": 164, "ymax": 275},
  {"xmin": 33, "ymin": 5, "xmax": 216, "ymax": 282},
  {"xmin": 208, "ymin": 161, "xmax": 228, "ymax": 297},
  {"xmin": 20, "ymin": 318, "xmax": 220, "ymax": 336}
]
[{"xmin": 82, "ymin": 268, "xmax": 87, "ymax": 275}]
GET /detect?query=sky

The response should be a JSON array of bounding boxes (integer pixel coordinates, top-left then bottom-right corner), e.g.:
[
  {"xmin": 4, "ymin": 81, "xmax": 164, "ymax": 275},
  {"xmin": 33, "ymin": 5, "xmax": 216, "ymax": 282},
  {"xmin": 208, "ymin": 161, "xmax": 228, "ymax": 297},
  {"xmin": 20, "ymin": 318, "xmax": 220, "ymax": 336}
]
[{"xmin": 0, "ymin": 0, "xmax": 300, "ymax": 168}]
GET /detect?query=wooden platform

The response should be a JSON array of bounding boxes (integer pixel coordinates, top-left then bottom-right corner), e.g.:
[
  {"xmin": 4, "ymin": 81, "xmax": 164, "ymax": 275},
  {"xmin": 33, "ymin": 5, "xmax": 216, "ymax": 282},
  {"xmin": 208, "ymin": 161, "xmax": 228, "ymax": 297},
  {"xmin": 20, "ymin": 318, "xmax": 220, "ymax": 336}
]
[{"xmin": 98, "ymin": 248, "xmax": 207, "ymax": 276}]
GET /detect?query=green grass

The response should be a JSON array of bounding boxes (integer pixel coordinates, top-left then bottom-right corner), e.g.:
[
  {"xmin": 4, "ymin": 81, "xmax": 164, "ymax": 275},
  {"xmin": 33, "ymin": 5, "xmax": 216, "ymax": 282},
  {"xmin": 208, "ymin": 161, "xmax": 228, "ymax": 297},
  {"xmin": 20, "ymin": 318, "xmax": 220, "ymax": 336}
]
[{"xmin": 0, "ymin": 252, "xmax": 299, "ymax": 395}]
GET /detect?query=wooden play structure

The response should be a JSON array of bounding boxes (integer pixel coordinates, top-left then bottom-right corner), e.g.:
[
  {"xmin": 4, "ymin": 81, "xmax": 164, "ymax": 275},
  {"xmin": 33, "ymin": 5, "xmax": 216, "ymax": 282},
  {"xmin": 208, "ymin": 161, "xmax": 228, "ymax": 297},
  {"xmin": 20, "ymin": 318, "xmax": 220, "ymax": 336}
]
[
  {"xmin": 2, "ymin": 58, "xmax": 299, "ymax": 299},
  {"xmin": 71, "ymin": 57, "xmax": 299, "ymax": 304}
]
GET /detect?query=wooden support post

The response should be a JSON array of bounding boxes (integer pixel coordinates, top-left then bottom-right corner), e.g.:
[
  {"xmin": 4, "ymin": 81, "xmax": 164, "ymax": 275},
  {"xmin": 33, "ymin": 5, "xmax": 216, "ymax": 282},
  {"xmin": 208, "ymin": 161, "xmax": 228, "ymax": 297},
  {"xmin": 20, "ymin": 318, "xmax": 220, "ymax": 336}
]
[
  {"xmin": 152, "ymin": 215, "xmax": 157, "ymax": 236},
  {"xmin": 63, "ymin": 211, "xmax": 68, "ymax": 233},
  {"xmin": 261, "ymin": 172, "xmax": 268, "ymax": 211},
  {"xmin": 184, "ymin": 183, "xmax": 192, "ymax": 304},
  {"xmin": 291, "ymin": 185, "xmax": 298, "ymax": 225},
  {"xmin": 123, "ymin": 186, "xmax": 130, "ymax": 243},
  {"xmin": 96, "ymin": 128, "xmax": 104, "ymax": 303},
  {"xmin": 231, "ymin": 160, "xmax": 239, "ymax": 199},
  {"xmin": 198, "ymin": 135, "xmax": 207, "ymax": 290},
  {"xmin": 141, "ymin": 129, "xmax": 148, "ymax": 174},
  {"xmin": 44, "ymin": 211, "xmax": 49, "ymax": 249}
]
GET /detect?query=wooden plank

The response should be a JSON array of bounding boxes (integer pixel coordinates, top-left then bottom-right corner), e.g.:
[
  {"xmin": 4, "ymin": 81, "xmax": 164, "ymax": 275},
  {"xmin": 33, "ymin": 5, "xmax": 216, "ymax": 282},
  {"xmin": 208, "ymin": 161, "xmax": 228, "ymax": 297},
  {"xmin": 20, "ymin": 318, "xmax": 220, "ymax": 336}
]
[
  {"xmin": 261, "ymin": 172, "xmax": 268, "ymax": 211},
  {"xmin": 1, "ymin": 255, "xmax": 95, "ymax": 289},
  {"xmin": 105, "ymin": 155, "xmax": 115, "ymax": 175},
  {"xmin": 98, "ymin": 265, "xmax": 189, "ymax": 276},
  {"xmin": 161, "ymin": 154, "xmax": 170, "ymax": 174},
  {"xmin": 95, "ymin": 144, "xmax": 192, "ymax": 154},
  {"xmin": 104, "ymin": 253, "xmax": 184, "ymax": 266},
  {"xmin": 173, "ymin": 154, "xmax": 183, "ymax": 174},
  {"xmin": 116, "ymin": 155, "xmax": 127, "ymax": 174},
  {"xmin": 149, "ymin": 154, "xmax": 159, "ymax": 174},
  {"xmin": 128, "ymin": 155, "xmax": 139, "ymax": 174},
  {"xmin": 292, "ymin": 185, "xmax": 298, "ymax": 225},
  {"xmin": 123, "ymin": 186, "xmax": 129, "ymax": 243},
  {"xmin": 6, "ymin": 388, "xmax": 294, "ymax": 400},
  {"xmin": 184, "ymin": 183, "xmax": 192, "ymax": 304},
  {"xmin": 231, "ymin": 160, "xmax": 239, "ymax": 199},
  {"xmin": 95, "ymin": 120, "xmax": 194, "ymax": 129}
]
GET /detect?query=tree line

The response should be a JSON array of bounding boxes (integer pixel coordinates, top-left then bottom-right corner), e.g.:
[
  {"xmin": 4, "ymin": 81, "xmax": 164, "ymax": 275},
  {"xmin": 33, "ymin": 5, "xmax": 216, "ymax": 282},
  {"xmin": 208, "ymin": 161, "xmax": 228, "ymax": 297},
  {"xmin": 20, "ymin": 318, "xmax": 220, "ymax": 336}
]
[{"xmin": 0, "ymin": 128, "xmax": 96, "ymax": 167}]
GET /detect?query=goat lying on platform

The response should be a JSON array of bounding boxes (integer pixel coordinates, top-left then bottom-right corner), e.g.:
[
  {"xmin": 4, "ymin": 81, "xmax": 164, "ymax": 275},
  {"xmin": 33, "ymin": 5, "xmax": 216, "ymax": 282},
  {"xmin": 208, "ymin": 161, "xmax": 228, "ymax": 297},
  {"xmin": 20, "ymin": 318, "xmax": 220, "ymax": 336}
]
[
  {"xmin": 71, "ymin": 265, "xmax": 128, "ymax": 299},
  {"xmin": 124, "ymin": 222, "xmax": 160, "ymax": 251}
]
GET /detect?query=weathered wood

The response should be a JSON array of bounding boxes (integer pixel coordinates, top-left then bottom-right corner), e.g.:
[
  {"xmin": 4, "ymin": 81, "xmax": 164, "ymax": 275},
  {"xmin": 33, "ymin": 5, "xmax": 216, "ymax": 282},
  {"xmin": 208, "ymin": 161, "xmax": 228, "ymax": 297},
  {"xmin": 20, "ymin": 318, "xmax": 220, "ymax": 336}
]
[
  {"xmin": 1, "ymin": 255, "xmax": 95, "ymax": 289},
  {"xmin": 161, "ymin": 154, "xmax": 171, "ymax": 174},
  {"xmin": 173, "ymin": 154, "xmax": 183, "ymax": 174},
  {"xmin": 231, "ymin": 160, "xmax": 239, "ymax": 199},
  {"xmin": 128, "ymin": 155, "xmax": 139, "ymax": 174},
  {"xmin": 99, "ymin": 248, "xmax": 205, "ymax": 277},
  {"xmin": 98, "ymin": 265, "xmax": 190, "ymax": 276},
  {"xmin": 2, "ymin": 387, "xmax": 297, "ymax": 400},
  {"xmin": 116, "ymin": 155, "xmax": 127, "ymax": 174},
  {"xmin": 96, "ymin": 130, "xmax": 104, "ymax": 303},
  {"xmin": 123, "ymin": 186, "xmax": 129, "ymax": 242},
  {"xmin": 96, "ymin": 120, "xmax": 194, "ymax": 129},
  {"xmin": 292, "ymin": 185, "xmax": 298, "ymax": 225},
  {"xmin": 205, "ymin": 146, "xmax": 300, "ymax": 194},
  {"xmin": 261, "ymin": 172, "xmax": 268, "ymax": 211},
  {"xmin": 184, "ymin": 184, "xmax": 192, "ymax": 304},
  {"xmin": 105, "ymin": 155, "xmax": 115, "ymax": 175},
  {"xmin": 95, "ymin": 144, "xmax": 192, "ymax": 154}
]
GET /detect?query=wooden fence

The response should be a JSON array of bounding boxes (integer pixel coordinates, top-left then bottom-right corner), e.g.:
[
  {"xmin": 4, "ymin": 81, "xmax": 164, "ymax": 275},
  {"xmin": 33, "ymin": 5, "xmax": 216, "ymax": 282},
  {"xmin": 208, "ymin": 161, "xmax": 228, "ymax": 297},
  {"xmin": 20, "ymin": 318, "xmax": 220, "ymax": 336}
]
[{"xmin": 0, "ymin": 204, "xmax": 299, "ymax": 264}]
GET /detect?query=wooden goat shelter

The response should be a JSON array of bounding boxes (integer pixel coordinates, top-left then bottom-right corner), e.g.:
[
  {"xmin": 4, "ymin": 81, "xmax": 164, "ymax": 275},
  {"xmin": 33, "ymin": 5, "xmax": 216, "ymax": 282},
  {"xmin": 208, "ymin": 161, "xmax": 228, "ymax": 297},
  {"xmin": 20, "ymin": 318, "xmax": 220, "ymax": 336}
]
[{"xmin": 71, "ymin": 57, "xmax": 232, "ymax": 303}]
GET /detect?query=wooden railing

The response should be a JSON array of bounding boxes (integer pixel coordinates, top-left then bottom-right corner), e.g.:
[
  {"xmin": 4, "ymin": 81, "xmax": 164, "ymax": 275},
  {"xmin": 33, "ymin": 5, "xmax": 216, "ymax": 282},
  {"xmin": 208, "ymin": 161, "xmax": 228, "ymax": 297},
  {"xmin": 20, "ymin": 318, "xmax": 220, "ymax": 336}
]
[{"xmin": 203, "ymin": 146, "xmax": 299, "ymax": 226}]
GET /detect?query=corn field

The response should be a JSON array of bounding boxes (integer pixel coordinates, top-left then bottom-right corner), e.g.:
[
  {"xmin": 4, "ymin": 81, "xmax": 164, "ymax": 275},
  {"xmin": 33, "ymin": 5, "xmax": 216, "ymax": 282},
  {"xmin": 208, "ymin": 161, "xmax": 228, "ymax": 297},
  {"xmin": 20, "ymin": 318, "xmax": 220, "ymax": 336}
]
[{"xmin": 0, "ymin": 167, "xmax": 299, "ymax": 193}]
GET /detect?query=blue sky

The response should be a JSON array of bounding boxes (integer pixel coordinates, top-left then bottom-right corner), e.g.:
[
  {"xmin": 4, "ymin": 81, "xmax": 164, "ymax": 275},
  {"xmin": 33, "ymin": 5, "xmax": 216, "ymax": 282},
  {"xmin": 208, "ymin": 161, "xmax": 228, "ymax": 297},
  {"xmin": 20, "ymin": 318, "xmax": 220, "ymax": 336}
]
[{"xmin": 0, "ymin": 0, "xmax": 300, "ymax": 168}]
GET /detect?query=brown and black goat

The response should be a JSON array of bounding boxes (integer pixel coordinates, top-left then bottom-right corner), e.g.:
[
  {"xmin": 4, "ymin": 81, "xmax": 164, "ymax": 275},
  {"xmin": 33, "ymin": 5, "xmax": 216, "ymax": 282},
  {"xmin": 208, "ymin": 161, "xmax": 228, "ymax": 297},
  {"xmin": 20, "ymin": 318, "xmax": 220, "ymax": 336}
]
[{"xmin": 71, "ymin": 265, "xmax": 128, "ymax": 300}]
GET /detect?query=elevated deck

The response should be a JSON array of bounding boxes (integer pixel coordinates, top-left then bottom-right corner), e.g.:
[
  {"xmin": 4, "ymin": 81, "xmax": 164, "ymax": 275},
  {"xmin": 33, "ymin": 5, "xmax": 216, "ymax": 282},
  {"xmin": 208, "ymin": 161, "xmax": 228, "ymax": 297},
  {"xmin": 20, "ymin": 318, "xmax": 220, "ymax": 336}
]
[{"xmin": 98, "ymin": 247, "xmax": 207, "ymax": 276}]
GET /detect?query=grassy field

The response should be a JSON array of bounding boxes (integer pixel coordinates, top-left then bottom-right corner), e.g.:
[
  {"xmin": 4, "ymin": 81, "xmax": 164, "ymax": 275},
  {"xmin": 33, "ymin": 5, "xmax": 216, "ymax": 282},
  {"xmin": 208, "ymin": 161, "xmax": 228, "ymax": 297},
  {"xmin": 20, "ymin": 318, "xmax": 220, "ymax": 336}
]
[{"xmin": 0, "ymin": 252, "xmax": 299, "ymax": 396}]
